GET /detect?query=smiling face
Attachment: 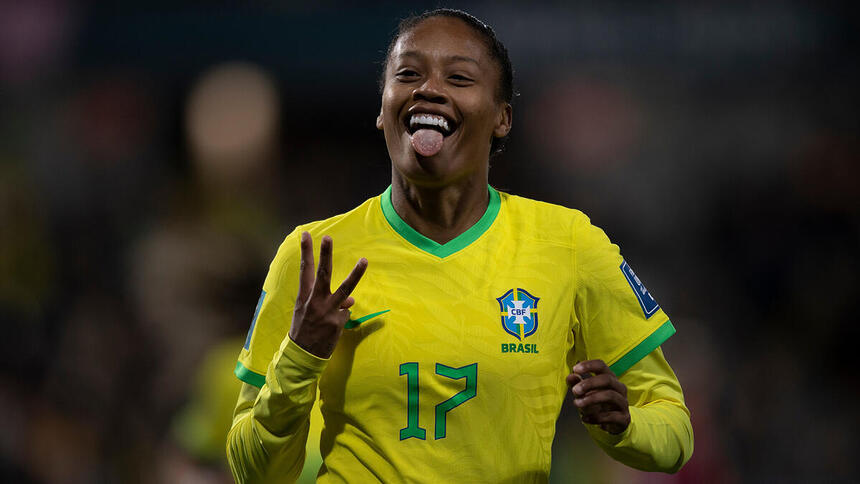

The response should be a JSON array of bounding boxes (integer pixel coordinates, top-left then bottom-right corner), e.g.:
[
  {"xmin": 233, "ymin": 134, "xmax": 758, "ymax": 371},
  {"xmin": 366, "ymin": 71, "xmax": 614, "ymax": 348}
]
[{"xmin": 377, "ymin": 16, "xmax": 512, "ymax": 188}]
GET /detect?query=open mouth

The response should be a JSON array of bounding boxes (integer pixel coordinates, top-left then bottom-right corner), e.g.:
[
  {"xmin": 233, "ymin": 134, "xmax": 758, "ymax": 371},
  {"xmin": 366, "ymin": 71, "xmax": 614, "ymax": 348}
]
[{"xmin": 405, "ymin": 113, "xmax": 457, "ymax": 137}]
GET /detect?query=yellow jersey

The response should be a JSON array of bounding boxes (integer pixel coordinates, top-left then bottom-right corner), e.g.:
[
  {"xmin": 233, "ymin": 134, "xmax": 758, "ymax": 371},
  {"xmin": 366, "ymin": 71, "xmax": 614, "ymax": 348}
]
[{"xmin": 233, "ymin": 185, "xmax": 677, "ymax": 482}]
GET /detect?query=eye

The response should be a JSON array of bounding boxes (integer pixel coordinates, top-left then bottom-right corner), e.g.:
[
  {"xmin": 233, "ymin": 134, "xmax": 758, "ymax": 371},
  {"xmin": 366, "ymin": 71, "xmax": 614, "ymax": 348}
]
[
  {"xmin": 449, "ymin": 74, "xmax": 474, "ymax": 85},
  {"xmin": 395, "ymin": 70, "xmax": 419, "ymax": 80}
]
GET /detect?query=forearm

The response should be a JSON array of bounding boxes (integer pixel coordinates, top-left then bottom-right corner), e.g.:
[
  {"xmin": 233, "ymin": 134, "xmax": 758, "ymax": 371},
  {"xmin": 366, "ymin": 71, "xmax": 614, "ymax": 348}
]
[
  {"xmin": 586, "ymin": 347, "xmax": 693, "ymax": 473},
  {"xmin": 227, "ymin": 338, "xmax": 328, "ymax": 483},
  {"xmin": 587, "ymin": 398, "xmax": 692, "ymax": 472}
]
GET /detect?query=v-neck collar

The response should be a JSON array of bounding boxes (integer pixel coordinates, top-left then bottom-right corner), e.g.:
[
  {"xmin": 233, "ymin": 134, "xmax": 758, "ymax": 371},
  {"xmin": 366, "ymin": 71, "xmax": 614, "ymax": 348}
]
[{"xmin": 380, "ymin": 184, "xmax": 501, "ymax": 258}]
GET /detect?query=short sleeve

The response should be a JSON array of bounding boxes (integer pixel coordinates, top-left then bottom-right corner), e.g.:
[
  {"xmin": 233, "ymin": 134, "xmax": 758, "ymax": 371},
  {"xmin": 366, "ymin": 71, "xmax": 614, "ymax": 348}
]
[
  {"xmin": 235, "ymin": 228, "xmax": 302, "ymax": 387},
  {"xmin": 572, "ymin": 214, "xmax": 675, "ymax": 375}
]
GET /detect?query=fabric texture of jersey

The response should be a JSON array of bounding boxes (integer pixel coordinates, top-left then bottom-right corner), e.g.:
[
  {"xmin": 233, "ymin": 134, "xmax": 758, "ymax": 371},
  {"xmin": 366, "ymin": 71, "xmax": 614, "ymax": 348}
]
[{"xmin": 235, "ymin": 186, "xmax": 675, "ymax": 482}]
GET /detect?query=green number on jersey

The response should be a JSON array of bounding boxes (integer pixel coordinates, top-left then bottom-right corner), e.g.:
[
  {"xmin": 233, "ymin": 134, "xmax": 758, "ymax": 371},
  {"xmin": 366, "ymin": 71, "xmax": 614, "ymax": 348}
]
[
  {"xmin": 398, "ymin": 362, "xmax": 426, "ymax": 440},
  {"xmin": 434, "ymin": 363, "xmax": 478, "ymax": 439},
  {"xmin": 398, "ymin": 362, "xmax": 478, "ymax": 440}
]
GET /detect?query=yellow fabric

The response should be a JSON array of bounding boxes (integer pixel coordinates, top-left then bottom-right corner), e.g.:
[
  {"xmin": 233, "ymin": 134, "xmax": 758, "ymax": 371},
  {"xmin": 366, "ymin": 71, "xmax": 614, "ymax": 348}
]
[
  {"xmin": 228, "ymin": 339, "xmax": 324, "ymax": 483},
  {"xmin": 297, "ymin": 399, "xmax": 324, "ymax": 483},
  {"xmin": 585, "ymin": 347, "xmax": 693, "ymax": 473},
  {"xmin": 227, "ymin": 188, "xmax": 692, "ymax": 482}
]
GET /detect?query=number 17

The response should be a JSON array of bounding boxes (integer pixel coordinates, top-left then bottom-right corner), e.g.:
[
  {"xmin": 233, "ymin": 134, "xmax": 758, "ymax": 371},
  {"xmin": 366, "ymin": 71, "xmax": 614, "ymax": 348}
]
[{"xmin": 399, "ymin": 362, "xmax": 478, "ymax": 440}]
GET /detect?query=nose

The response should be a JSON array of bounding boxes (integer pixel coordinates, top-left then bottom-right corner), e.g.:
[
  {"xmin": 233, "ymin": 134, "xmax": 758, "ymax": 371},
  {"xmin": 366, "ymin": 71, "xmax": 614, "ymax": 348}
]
[{"xmin": 412, "ymin": 75, "xmax": 448, "ymax": 104}]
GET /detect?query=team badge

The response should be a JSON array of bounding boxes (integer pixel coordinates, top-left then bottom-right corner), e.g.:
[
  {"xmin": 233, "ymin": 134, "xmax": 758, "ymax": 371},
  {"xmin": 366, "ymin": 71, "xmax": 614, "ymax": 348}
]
[{"xmin": 496, "ymin": 288, "xmax": 540, "ymax": 340}]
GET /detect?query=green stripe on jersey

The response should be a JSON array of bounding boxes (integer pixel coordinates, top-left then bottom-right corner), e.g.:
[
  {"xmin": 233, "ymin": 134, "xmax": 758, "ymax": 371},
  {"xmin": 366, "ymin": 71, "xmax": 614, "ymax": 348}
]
[
  {"xmin": 234, "ymin": 361, "xmax": 266, "ymax": 388},
  {"xmin": 609, "ymin": 320, "xmax": 676, "ymax": 375},
  {"xmin": 381, "ymin": 185, "xmax": 500, "ymax": 258}
]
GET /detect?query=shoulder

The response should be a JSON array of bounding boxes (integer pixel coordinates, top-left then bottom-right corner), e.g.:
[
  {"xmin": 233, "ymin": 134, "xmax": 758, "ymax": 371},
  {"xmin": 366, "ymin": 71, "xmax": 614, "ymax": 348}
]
[
  {"xmin": 498, "ymin": 189, "xmax": 593, "ymax": 248},
  {"xmin": 267, "ymin": 195, "xmax": 381, "ymax": 284},
  {"xmin": 295, "ymin": 195, "xmax": 380, "ymax": 242}
]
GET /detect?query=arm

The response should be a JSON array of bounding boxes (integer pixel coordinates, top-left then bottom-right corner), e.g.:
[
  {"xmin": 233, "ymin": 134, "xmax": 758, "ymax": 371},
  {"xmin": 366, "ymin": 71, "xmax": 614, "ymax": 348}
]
[
  {"xmin": 571, "ymin": 347, "xmax": 693, "ymax": 473},
  {"xmin": 569, "ymin": 213, "xmax": 692, "ymax": 472},
  {"xmin": 226, "ymin": 338, "xmax": 327, "ymax": 483},
  {"xmin": 227, "ymin": 233, "xmax": 367, "ymax": 482}
]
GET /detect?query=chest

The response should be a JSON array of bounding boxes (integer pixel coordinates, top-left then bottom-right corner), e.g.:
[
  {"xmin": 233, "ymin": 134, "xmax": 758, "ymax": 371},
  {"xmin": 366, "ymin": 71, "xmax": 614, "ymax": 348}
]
[{"xmin": 319, "ymin": 245, "xmax": 575, "ymax": 415}]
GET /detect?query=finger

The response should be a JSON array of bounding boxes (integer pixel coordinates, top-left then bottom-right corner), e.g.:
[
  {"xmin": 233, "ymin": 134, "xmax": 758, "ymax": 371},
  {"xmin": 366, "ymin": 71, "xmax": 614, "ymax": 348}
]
[
  {"xmin": 573, "ymin": 373, "xmax": 613, "ymax": 395},
  {"xmin": 578, "ymin": 398, "xmax": 616, "ymax": 417},
  {"xmin": 573, "ymin": 389, "xmax": 628, "ymax": 412},
  {"xmin": 332, "ymin": 258, "xmax": 368, "ymax": 304},
  {"xmin": 566, "ymin": 372, "xmax": 583, "ymax": 387},
  {"xmin": 314, "ymin": 235, "xmax": 333, "ymax": 296},
  {"xmin": 572, "ymin": 373, "xmax": 625, "ymax": 398},
  {"xmin": 572, "ymin": 359, "xmax": 612, "ymax": 377},
  {"xmin": 578, "ymin": 402, "xmax": 602, "ymax": 418},
  {"xmin": 583, "ymin": 411, "xmax": 628, "ymax": 427},
  {"xmin": 340, "ymin": 296, "xmax": 356, "ymax": 309},
  {"xmin": 297, "ymin": 232, "xmax": 315, "ymax": 304}
]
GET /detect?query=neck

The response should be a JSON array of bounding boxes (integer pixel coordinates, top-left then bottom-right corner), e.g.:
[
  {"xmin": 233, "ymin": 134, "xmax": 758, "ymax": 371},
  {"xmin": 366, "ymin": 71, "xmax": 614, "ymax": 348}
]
[{"xmin": 390, "ymin": 172, "xmax": 490, "ymax": 245}]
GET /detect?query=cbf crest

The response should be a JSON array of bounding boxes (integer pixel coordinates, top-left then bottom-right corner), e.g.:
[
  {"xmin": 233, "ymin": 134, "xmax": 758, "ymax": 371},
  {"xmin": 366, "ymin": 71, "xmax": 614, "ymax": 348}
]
[{"xmin": 496, "ymin": 288, "xmax": 540, "ymax": 340}]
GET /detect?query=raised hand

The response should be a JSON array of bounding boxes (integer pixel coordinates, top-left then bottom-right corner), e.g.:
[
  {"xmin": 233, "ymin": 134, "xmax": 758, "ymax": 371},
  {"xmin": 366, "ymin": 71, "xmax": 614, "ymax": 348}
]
[
  {"xmin": 566, "ymin": 360, "xmax": 630, "ymax": 434},
  {"xmin": 288, "ymin": 232, "xmax": 368, "ymax": 358}
]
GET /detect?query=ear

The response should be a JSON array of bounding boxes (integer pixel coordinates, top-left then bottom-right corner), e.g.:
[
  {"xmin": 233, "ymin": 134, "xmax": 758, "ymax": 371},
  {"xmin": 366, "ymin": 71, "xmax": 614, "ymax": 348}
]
[
  {"xmin": 493, "ymin": 103, "xmax": 512, "ymax": 138},
  {"xmin": 376, "ymin": 108, "xmax": 384, "ymax": 131}
]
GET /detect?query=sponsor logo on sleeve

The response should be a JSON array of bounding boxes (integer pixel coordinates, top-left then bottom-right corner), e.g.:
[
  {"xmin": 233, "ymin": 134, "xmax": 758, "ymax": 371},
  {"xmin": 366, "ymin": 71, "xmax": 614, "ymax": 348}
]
[
  {"xmin": 244, "ymin": 290, "xmax": 266, "ymax": 349},
  {"xmin": 620, "ymin": 261, "xmax": 659, "ymax": 318}
]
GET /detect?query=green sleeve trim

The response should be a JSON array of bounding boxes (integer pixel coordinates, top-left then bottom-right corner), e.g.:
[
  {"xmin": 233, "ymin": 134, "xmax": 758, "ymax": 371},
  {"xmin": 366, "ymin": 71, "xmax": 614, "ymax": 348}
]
[
  {"xmin": 234, "ymin": 360, "xmax": 266, "ymax": 388},
  {"xmin": 609, "ymin": 320, "xmax": 676, "ymax": 375},
  {"xmin": 380, "ymin": 185, "xmax": 500, "ymax": 258}
]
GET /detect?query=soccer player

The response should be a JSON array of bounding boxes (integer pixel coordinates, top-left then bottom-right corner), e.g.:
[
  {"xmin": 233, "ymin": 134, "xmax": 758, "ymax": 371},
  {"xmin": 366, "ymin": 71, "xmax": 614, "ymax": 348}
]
[{"xmin": 227, "ymin": 9, "xmax": 693, "ymax": 483}]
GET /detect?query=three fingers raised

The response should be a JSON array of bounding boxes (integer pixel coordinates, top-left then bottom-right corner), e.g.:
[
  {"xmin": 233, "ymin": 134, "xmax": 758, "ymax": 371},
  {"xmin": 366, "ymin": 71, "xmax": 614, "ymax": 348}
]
[{"xmin": 296, "ymin": 232, "xmax": 368, "ymax": 308}]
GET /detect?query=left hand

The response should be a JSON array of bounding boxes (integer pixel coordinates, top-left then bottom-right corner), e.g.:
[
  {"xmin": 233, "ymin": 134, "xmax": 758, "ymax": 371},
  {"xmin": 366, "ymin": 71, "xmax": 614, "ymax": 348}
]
[{"xmin": 566, "ymin": 359, "xmax": 630, "ymax": 434}]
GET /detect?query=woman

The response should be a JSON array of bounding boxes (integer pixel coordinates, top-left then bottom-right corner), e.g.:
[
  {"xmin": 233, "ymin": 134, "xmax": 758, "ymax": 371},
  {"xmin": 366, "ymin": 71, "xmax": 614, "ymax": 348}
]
[{"xmin": 228, "ymin": 9, "xmax": 693, "ymax": 483}]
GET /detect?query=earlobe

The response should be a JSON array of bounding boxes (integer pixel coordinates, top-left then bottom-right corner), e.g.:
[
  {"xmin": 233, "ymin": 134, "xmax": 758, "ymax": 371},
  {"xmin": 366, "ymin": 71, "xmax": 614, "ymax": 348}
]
[
  {"xmin": 376, "ymin": 111, "xmax": 384, "ymax": 131},
  {"xmin": 493, "ymin": 104, "xmax": 513, "ymax": 138}
]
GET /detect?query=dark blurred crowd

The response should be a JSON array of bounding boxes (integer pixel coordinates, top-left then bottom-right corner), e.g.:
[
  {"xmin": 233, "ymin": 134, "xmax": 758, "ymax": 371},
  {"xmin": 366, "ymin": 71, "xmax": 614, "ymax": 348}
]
[{"xmin": 1, "ymin": 2, "xmax": 857, "ymax": 483}]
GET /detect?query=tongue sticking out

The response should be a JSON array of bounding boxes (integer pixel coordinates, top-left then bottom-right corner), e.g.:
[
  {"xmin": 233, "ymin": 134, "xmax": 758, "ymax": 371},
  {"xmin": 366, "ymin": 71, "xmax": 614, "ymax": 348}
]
[{"xmin": 411, "ymin": 129, "xmax": 444, "ymax": 157}]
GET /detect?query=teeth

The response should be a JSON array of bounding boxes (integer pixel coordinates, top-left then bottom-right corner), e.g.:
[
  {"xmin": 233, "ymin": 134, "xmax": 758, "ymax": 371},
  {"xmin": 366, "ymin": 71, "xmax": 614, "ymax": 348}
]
[{"xmin": 409, "ymin": 114, "xmax": 450, "ymax": 133}]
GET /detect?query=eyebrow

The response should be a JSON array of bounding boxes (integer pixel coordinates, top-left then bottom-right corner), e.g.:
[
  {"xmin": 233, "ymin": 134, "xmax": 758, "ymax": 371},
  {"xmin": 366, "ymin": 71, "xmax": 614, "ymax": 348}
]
[{"xmin": 398, "ymin": 51, "xmax": 479, "ymax": 66}]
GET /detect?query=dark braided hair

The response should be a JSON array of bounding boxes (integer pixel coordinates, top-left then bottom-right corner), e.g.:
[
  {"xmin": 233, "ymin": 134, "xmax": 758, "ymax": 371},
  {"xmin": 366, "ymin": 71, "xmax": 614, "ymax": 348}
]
[{"xmin": 379, "ymin": 8, "xmax": 515, "ymax": 157}]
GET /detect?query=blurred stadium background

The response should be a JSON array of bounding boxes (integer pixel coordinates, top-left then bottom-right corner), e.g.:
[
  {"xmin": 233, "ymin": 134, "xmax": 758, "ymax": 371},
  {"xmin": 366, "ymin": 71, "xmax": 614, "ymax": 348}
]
[{"xmin": 1, "ymin": 1, "xmax": 857, "ymax": 482}]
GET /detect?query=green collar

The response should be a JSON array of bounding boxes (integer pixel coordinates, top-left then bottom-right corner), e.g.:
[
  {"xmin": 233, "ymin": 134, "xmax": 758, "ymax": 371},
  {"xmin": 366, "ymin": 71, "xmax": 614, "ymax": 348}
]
[{"xmin": 381, "ymin": 185, "xmax": 501, "ymax": 258}]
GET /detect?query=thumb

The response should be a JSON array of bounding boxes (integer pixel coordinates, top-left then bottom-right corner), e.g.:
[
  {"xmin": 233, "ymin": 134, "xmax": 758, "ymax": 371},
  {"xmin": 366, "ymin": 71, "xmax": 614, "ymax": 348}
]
[{"xmin": 340, "ymin": 297, "xmax": 356, "ymax": 309}]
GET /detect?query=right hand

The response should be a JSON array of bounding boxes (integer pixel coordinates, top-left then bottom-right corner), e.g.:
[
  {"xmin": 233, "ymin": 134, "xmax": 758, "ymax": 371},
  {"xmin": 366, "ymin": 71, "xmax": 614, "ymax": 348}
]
[{"xmin": 288, "ymin": 232, "xmax": 368, "ymax": 358}]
